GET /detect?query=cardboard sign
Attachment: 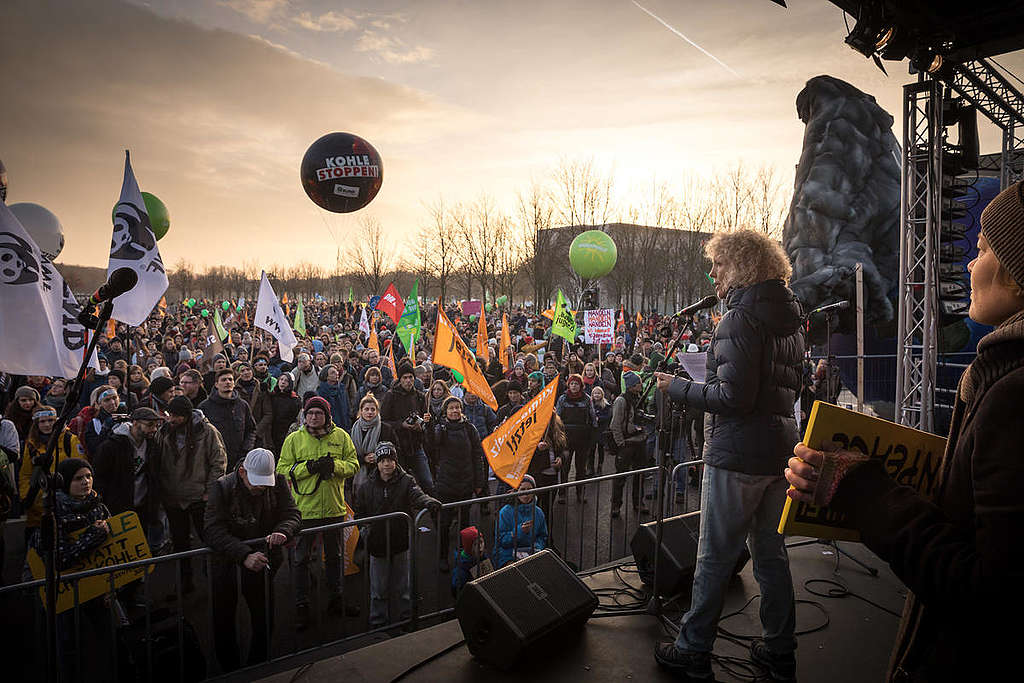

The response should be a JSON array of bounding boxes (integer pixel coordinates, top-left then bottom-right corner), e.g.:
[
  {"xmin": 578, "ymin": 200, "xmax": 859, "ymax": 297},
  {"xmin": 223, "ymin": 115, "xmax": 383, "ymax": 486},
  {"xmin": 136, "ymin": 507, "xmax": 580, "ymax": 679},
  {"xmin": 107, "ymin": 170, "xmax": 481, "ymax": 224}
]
[
  {"xmin": 27, "ymin": 511, "xmax": 153, "ymax": 613},
  {"xmin": 778, "ymin": 401, "xmax": 947, "ymax": 541},
  {"xmin": 583, "ymin": 309, "xmax": 615, "ymax": 344},
  {"xmin": 482, "ymin": 377, "xmax": 559, "ymax": 487}
]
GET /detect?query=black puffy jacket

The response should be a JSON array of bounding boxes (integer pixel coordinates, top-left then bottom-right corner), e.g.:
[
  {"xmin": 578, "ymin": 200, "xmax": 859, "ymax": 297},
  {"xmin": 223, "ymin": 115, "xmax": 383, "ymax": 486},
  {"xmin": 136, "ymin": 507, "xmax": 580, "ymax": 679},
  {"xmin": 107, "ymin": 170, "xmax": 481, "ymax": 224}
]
[
  {"xmin": 426, "ymin": 419, "xmax": 486, "ymax": 502},
  {"xmin": 668, "ymin": 279, "xmax": 803, "ymax": 476},
  {"xmin": 353, "ymin": 465, "xmax": 437, "ymax": 557}
]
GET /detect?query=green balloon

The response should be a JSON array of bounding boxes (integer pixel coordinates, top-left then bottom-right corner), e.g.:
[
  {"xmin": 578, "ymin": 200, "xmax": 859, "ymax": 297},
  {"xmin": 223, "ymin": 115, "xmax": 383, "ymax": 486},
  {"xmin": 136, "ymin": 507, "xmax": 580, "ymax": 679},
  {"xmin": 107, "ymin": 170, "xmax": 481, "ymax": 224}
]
[
  {"xmin": 112, "ymin": 192, "xmax": 170, "ymax": 240},
  {"xmin": 188, "ymin": 298, "xmax": 196, "ymax": 307},
  {"xmin": 569, "ymin": 229, "xmax": 617, "ymax": 279},
  {"xmin": 496, "ymin": 295, "xmax": 508, "ymax": 306},
  {"xmin": 469, "ymin": 314, "xmax": 477, "ymax": 321},
  {"xmin": 201, "ymin": 309, "xmax": 209, "ymax": 318},
  {"xmin": 485, "ymin": 303, "xmax": 492, "ymax": 312},
  {"xmin": 222, "ymin": 301, "xmax": 230, "ymax": 311}
]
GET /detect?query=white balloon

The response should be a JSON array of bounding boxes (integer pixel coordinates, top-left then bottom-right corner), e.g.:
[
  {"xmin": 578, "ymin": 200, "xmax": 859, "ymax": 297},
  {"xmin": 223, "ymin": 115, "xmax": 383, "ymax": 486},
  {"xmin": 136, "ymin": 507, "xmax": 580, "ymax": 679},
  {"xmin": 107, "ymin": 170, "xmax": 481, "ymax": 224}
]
[{"xmin": 8, "ymin": 202, "xmax": 64, "ymax": 260}]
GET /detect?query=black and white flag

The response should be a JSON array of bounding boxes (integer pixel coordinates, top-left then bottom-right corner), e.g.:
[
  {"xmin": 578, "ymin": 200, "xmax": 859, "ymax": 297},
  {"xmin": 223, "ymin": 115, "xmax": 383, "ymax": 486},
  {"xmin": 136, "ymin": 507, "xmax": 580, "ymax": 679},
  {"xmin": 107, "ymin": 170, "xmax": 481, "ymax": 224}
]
[
  {"xmin": 109, "ymin": 151, "xmax": 168, "ymax": 326},
  {"xmin": 0, "ymin": 201, "xmax": 97, "ymax": 377},
  {"xmin": 255, "ymin": 270, "xmax": 298, "ymax": 363}
]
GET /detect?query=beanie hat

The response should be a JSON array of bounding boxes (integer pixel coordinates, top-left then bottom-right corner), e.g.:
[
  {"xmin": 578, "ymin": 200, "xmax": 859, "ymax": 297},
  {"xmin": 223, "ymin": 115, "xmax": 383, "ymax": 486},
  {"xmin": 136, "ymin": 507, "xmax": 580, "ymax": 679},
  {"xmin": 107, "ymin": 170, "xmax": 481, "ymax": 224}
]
[
  {"xmin": 623, "ymin": 371, "xmax": 641, "ymax": 389},
  {"xmin": 57, "ymin": 458, "xmax": 93, "ymax": 494},
  {"xmin": 441, "ymin": 395, "xmax": 463, "ymax": 414},
  {"xmin": 168, "ymin": 395, "xmax": 193, "ymax": 418},
  {"xmin": 628, "ymin": 353, "xmax": 645, "ymax": 369},
  {"xmin": 15, "ymin": 385, "xmax": 41, "ymax": 402},
  {"xmin": 460, "ymin": 526, "xmax": 482, "ymax": 554},
  {"xmin": 149, "ymin": 376, "xmax": 175, "ymax": 397},
  {"xmin": 979, "ymin": 180, "xmax": 1024, "ymax": 288},
  {"xmin": 528, "ymin": 371, "xmax": 545, "ymax": 384},
  {"xmin": 304, "ymin": 395, "xmax": 332, "ymax": 422},
  {"xmin": 374, "ymin": 441, "xmax": 398, "ymax": 462},
  {"xmin": 507, "ymin": 379, "xmax": 524, "ymax": 393},
  {"xmin": 519, "ymin": 474, "xmax": 536, "ymax": 489},
  {"xmin": 178, "ymin": 348, "xmax": 193, "ymax": 362},
  {"xmin": 397, "ymin": 361, "xmax": 415, "ymax": 379}
]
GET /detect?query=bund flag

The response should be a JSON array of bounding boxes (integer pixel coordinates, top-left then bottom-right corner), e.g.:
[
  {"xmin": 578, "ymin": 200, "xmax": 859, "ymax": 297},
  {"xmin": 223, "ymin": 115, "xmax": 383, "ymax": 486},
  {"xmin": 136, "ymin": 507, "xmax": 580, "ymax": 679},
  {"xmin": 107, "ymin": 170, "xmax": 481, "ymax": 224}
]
[
  {"xmin": 499, "ymin": 312, "xmax": 512, "ymax": 373},
  {"xmin": 377, "ymin": 282, "xmax": 405, "ymax": 325},
  {"xmin": 255, "ymin": 271, "xmax": 298, "ymax": 363},
  {"xmin": 109, "ymin": 151, "xmax": 168, "ymax": 326},
  {"xmin": 432, "ymin": 303, "xmax": 497, "ymax": 410},
  {"xmin": 476, "ymin": 309, "xmax": 489, "ymax": 363},
  {"xmin": 482, "ymin": 376, "xmax": 559, "ymax": 487}
]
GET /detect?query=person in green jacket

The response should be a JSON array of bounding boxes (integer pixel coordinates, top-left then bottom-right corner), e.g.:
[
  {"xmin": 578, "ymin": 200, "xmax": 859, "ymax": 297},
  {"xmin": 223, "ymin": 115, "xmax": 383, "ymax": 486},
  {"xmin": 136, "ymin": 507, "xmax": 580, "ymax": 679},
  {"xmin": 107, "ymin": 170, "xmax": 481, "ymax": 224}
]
[{"xmin": 278, "ymin": 396, "xmax": 360, "ymax": 629}]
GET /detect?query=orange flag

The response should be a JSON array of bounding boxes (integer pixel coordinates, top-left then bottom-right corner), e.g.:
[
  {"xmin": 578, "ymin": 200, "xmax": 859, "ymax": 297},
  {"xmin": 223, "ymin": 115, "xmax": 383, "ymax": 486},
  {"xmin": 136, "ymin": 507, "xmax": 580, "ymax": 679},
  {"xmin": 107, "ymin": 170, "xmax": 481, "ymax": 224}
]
[
  {"xmin": 368, "ymin": 323, "xmax": 380, "ymax": 353},
  {"xmin": 157, "ymin": 296, "xmax": 167, "ymax": 317},
  {"xmin": 476, "ymin": 310, "xmax": 489, "ymax": 363},
  {"xmin": 635, "ymin": 311, "xmax": 642, "ymax": 327},
  {"xmin": 386, "ymin": 338, "xmax": 398, "ymax": 378},
  {"xmin": 500, "ymin": 312, "xmax": 512, "ymax": 373},
  {"xmin": 106, "ymin": 318, "xmax": 117, "ymax": 340},
  {"xmin": 432, "ymin": 302, "xmax": 498, "ymax": 410},
  {"xmin": 482, "ymin": 376, "xmax": 559, "ymax": 487},
  {"xmin": 281, "ymin": 292, "xmax": 289, "ymax": 305}
]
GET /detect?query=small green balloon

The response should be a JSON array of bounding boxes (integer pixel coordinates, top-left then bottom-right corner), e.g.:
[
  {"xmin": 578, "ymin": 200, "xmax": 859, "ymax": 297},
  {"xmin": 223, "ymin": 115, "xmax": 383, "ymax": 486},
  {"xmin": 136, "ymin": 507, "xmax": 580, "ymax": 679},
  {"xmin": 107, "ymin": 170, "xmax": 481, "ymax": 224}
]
[
  {"xmin": 201, "ymin": 309, "xmax": 209, "ymax": 318},
  {"xmin": 496, "ymin": 295, "xmax": 508, "ymax": 306},
  {"xmin": 569, "ymin": 229, "xmax": 617, "ymax": 279},
  {"xmin": 188, "ymin": 298, "xmax": 196, "ymax": 307},
  {"xmin": 469, "ymin": 314, "xmax": 477, "ymax": 321},
  {"xmin": 222, "ymin": 301, "xmax": 230, "ymax": 311},
  {"xmin": 112, "ymin": 192, "xmax": 170, "ymax": 240}
]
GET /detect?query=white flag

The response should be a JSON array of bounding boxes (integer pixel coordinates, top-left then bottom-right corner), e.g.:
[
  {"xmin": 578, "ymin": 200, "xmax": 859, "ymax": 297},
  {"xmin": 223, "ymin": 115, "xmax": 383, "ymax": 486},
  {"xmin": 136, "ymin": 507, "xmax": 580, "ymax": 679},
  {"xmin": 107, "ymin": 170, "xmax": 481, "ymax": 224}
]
[
  {"xmin": 109, "ymin": 151, "xmax": 168, "ymax": 326},
  {"xmin": 255, "ymin": 270, "xmax": 297, "ymax": 363},
  {"xmin": 0, "ymin": 201, "xmax": 98, "ymax": 377},
  {"xmin": 359, "ymin": 306, "xmax": 370, "ymax": 339}
]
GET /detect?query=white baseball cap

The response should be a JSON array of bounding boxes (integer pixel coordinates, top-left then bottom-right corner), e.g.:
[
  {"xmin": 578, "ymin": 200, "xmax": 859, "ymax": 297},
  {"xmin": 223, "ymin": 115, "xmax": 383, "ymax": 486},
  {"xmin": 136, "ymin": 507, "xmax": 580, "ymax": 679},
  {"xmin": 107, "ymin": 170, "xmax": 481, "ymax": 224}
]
[{"xmin": 243, "ymin": 448, "xmax": 276, "ymax": 486}]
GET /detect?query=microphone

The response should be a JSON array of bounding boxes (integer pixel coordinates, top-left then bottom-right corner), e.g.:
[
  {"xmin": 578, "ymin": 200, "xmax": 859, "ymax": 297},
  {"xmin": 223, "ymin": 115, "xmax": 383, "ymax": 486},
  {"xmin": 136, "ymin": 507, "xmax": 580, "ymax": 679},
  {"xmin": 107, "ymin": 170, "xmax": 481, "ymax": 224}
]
[
  {"xmin": 672, "ymin": 295, "xmax": 719, "ymax": 317},
  {"xmin": 86, "ymin": 268, "xmax": 138, "ymax": 307},
  {"xmin": 810, "ymin": 300, "xmax": 850, "ymax": 315}
]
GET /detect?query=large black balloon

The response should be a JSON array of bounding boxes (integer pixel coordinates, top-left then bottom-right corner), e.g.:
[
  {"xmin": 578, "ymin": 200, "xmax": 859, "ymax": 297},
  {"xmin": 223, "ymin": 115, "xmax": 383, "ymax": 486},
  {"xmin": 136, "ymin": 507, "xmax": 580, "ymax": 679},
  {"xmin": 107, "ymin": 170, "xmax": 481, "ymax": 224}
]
[{"xmin": 300, "ymin": 132, "xmax": 383, "ymax": 213}]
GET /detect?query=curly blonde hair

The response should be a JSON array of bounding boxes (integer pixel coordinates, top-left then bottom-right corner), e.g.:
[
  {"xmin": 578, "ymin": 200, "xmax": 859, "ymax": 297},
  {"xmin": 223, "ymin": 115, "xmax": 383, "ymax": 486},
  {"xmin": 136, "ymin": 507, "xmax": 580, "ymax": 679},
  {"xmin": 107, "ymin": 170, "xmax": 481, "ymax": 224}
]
[{"xmin": 706, "ymin": 230, "xmax": 792, "ymax": 291}]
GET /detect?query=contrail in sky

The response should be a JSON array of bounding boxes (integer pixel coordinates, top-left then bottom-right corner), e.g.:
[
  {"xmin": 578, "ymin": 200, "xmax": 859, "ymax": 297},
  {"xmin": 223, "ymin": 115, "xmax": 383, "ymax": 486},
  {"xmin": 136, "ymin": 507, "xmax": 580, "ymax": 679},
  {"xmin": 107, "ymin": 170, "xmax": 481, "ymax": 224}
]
[{"xmin": 631, "ymin": 0, "xmax": 741, "ymax": 78}]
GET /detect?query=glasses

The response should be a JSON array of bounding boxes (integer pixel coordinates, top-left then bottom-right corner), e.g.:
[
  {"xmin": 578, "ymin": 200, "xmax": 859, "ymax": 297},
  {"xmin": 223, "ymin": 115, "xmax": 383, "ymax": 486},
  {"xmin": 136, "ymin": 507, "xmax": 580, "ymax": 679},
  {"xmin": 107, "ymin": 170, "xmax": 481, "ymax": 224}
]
[{"xmin": 305, "ymin": 409, "xmax": 325, "ymax": 417}]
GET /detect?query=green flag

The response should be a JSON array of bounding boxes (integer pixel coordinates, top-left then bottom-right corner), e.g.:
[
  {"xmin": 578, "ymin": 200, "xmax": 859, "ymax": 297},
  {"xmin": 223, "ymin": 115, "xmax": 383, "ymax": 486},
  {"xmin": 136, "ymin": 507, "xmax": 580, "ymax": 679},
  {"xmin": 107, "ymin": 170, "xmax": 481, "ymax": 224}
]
[
  {"xmin": 294, "ymin": 297, "xmax": 306, "ymax": 337},
  {"xmin": 348, "ymin": 286, "xmax": 353, "ymax": 303},
  {"xmin": 213, "ymin": 308, "xmax": 228, "ymax": 342},
  {"xmin": 395, "ymin": 279, "xmax": 421, "ymax": 354},
  {"xmin": 551, "ymin": 289, "xmax": 577, "ymax": 343}
]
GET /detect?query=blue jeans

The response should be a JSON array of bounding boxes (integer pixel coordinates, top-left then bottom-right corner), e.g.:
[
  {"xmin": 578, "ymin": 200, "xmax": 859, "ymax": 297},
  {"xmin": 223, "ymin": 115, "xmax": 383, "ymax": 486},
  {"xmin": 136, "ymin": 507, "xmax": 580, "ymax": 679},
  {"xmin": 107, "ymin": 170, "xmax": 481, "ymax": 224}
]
[
  {"xmin": 369, "ymin": 550, "xmax": 410, "ymax": 627},
  {"xmin": 674, "ymin": 465, "xmax": 796, "ymax": 655},
  {"xmin": 292, "ymin": 517, "xmax": 343, "ymax": 606},
  {"xmin": 408, "ymin": 447, "xmax": 434, "ymax": 497}
]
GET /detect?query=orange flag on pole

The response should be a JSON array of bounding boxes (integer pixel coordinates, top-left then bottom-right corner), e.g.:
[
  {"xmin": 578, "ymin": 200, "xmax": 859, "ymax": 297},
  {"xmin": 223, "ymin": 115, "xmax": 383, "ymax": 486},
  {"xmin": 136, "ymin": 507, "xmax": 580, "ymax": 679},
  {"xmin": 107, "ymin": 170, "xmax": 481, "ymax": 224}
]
[
  {"xmin": 500, "ymin": 312, "xmax": 512, "ymax": 373},
  {"xmin": 386, "ymin": 338, "xmax": 398, "ymax": 378},
  {"xmin": 482, "ymin": 376, "xmax": 559, "ymax": 487},
  {"xmin": 368, "ymin": 322, "xmax": 379, "ymax": 353},
  {"xmin": 476, "ymin": 310, "xmax": 489, "ymax": 363},
  {"xmin": 431, "ymin": 302, "xmax": 498, "ymax": 410},
  {"xmin": 106, "ymin": 318, "xmax": 117, "ymax": 340}
]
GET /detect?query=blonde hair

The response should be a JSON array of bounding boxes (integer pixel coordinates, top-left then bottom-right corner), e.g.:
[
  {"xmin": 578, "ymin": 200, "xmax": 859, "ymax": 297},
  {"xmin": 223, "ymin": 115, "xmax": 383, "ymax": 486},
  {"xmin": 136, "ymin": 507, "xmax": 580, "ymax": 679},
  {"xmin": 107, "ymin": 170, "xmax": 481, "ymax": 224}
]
[{"xmin": 706, "ymin": 229, "xmax": 792, "ymax": 291}]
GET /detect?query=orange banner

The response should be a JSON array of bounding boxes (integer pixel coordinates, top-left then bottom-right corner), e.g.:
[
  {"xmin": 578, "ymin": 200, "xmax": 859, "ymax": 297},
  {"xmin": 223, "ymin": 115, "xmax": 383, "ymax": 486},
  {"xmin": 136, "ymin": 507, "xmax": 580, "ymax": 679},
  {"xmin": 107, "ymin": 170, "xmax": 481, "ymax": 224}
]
[
  {"xmin": 500, "ymin": 313, "xmax": 512, "ymax": 373},
  {"xmin": 368, "ymin": 323, "xmax": 379, "ymax": 353},
  {"xmin": 386, "ymin": 338, "xmax": 397, "ymax": 378},
  {"xmin": 106, "ymin": 318, "xmax": 117, "ymax": 340},
  {"xmin": 482, "ymin": 376, "xmax": 559, "ymax": 487},
  {"xmin": 432, "ymin": 302, "xmax": 498, "ymax": 410},
  {"xmin": 476, "ymin": 309, "xmax": 489, "ymax": 363}
]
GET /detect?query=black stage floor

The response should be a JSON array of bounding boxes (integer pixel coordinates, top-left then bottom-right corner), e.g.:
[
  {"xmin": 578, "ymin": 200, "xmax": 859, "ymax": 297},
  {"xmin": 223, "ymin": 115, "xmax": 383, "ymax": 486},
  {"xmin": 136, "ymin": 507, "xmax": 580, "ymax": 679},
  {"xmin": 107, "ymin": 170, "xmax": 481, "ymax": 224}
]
[{"xmin": 258, "ymin": 538, "xmax": 907, "ymax": 683}]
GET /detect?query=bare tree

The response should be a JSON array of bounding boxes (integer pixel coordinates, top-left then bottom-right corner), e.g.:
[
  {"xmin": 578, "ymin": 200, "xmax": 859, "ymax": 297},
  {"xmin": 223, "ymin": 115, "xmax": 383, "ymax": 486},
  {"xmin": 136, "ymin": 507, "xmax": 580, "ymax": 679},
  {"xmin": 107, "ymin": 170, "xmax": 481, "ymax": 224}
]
[{"xmin": 345, "ymin": 215, "xmax": 393, "ymax": 295}]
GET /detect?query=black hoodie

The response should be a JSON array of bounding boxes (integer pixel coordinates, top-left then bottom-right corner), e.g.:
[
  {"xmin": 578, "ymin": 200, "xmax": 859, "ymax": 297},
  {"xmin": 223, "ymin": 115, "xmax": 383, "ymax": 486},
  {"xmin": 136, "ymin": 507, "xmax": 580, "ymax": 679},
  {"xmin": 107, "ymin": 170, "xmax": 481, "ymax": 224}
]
[{"xmin": 667, "ymin": 279, "xmax": 804, "ymax": 475}]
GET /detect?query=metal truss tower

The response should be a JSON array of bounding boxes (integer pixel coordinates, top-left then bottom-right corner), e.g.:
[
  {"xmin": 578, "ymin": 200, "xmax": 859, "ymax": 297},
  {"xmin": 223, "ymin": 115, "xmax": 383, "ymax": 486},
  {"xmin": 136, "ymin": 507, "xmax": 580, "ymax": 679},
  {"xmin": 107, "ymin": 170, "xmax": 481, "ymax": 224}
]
[{"xmin": 895, "ymin": 60, "xmax": 1024, "ymax": 430}]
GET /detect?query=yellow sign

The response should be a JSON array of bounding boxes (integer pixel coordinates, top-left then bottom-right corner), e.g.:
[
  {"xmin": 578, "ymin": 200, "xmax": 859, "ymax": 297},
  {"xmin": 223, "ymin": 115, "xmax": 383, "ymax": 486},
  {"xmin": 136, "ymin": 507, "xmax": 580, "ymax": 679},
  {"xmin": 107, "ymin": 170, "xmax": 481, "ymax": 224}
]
[
  {"xmin": 432, "ymin": 303, "xmax": 498, "ymax": 410},
  {"xmin": 27, "ymin": 511, "xmax": 153, "ymax": 613},
  {"xmin": 482, "ymin": 376, "xmax": 559, "ymax": 487},
  {"xmin": 778, "ymin": 401, "xmax": 947, "ymax": 541}
]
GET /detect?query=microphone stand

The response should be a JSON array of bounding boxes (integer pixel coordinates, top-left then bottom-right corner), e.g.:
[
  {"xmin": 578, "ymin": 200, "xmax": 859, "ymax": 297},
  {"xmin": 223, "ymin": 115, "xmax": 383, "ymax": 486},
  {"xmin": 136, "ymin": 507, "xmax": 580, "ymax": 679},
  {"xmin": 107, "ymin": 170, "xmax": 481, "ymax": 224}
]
[{"xmin": 41, "ymin": 299, "xmax": 114, "ymax": 683}]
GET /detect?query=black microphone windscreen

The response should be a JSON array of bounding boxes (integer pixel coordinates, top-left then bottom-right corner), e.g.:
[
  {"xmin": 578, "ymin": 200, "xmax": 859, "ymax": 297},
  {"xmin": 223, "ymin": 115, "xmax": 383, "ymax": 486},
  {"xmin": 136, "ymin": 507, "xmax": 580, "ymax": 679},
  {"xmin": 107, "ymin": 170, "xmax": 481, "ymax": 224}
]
[{"xmin": 108, "ymin": 267, "xmax": 139, "ymax": 296}]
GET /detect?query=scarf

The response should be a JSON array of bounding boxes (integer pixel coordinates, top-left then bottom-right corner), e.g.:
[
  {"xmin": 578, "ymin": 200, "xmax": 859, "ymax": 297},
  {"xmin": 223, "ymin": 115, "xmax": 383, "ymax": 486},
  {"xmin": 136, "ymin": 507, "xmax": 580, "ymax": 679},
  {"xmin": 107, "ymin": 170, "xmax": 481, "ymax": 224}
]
[
  {"xmin": 351, "ymin": 415, "xmax": 382, "ymax": 458},
  {"xmin": 429, "ymin": 393, "xmax": 447, "ymax": 416},
  {"xmin": 958, "ymin": 308, "xmax": 1024, "ymax": 408}
]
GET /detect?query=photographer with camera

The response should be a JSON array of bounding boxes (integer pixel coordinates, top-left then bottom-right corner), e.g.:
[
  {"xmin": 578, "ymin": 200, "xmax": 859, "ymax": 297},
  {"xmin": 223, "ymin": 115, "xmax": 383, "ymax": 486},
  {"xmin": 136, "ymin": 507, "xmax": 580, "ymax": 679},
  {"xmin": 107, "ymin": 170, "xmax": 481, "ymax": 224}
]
[
  {"xmin": 609, "ymin": 371, "xmax": 649, "ymax": 519},
  {"xmin": 651, "ymin": 230, "xmax": 802, "ymax": 681},
  {"xmin": 380, "ymin": 362, "xmax": 434, "ymax": 496},
  {"xmin": 277, "ymin": 396, "xmax": 360, "ymax": 629}
]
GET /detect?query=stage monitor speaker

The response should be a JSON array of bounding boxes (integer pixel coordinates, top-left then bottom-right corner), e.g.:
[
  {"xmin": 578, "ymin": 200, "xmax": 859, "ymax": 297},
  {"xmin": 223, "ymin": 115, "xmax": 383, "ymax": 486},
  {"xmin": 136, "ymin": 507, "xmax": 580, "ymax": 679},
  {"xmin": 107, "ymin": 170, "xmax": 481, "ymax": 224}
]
[
  {"xmin": 630, "ymin": 513, "xmax": 750, "ymax": 595},
  {"xmin": 455, "ymin": 549, "xmax": 597, "ymax": 670}
]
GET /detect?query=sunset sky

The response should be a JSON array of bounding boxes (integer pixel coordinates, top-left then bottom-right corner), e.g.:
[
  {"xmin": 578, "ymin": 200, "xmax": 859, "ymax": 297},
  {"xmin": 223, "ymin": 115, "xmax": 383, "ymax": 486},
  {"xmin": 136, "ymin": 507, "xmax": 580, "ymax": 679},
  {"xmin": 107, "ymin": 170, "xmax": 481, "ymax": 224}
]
[{"xmin": 2, "ymin": 0, "xmax": 1023, "ymax": 270}]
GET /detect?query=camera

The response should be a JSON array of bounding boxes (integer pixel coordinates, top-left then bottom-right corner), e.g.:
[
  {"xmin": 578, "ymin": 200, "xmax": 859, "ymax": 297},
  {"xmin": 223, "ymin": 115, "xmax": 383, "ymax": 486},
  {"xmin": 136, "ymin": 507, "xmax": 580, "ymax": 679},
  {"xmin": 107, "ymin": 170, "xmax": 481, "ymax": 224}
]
[{"xmin": 404, "ymin": 412, "xmax": 424, "ymax": 427}]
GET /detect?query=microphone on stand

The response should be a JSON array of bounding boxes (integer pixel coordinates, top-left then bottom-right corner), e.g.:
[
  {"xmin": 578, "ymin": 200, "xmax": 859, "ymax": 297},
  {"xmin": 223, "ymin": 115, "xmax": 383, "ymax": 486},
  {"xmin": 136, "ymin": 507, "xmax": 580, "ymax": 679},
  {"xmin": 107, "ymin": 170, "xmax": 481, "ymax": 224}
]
[
  {"xmin": 810, "ymin": 300, "xmax": 850, "ymax": 315},
  {"xmin": 672, "ymin": 295, "xmax": 719, "ymax": 318},
  {"xmin": 78, "ymin": 268, "xmax": 138, "ymax": 327}
]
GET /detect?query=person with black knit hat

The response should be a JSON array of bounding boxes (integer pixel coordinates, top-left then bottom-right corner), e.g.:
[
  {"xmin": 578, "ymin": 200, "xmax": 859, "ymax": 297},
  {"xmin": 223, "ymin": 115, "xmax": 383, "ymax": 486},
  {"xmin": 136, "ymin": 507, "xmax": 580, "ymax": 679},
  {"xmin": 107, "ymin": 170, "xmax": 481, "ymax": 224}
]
[
  {"xmin": 379, "ymin": 361, "xmax": 434, "ymax": 495},
  {"xmin": 787, "ymin": 180, "xmax": 1024, "ymax": 682},
  {"xmin": 425, "ymin": 395, "xmax": 486, "ymax": 571},
  {"xmin": 157, "ymin": 395, "xmax": 227, "ymax": 594},
  {"xmin": 277, "ymin": 395, "xmax": 360, "ymax": 628}
]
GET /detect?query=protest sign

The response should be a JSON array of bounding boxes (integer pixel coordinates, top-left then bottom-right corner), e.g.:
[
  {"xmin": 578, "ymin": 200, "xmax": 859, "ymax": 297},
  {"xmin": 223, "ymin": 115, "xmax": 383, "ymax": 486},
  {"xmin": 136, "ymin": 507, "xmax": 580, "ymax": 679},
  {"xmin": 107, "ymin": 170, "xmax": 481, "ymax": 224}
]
[{"xmin": 583, "ymin": 308, "xmax": 614, "ymax": 344}]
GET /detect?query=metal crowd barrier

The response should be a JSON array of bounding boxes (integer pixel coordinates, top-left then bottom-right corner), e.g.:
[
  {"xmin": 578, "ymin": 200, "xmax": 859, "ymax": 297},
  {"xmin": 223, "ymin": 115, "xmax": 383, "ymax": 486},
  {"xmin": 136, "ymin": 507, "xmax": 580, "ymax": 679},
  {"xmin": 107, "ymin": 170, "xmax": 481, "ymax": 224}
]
[{"xmin": 0, "ymin": 460, "xmax": 708, "ymax": 682}]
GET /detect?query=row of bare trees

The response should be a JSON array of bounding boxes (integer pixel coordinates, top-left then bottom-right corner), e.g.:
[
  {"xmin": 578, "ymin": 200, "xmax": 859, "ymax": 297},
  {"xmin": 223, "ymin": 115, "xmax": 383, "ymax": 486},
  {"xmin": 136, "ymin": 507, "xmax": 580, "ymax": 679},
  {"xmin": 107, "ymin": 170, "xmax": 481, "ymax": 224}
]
[{"xmin": 164, "ymin": 159, "xmax": 789, "ymax": 311}]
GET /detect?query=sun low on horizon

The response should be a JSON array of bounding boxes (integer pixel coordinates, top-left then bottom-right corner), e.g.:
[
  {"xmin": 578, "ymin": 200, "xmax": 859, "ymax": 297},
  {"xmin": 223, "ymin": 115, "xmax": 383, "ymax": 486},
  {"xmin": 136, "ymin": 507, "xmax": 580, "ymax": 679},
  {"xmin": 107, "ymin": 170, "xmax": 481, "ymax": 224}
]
[{"xmin": 2, "ymin": 0, "xmax": 1022, "ymax": 272}]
